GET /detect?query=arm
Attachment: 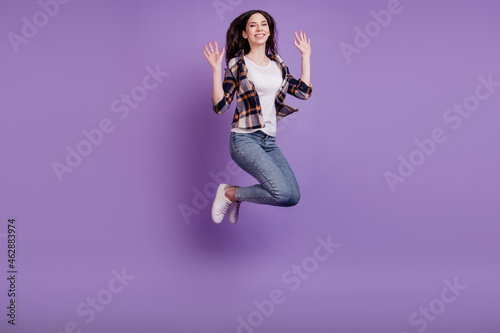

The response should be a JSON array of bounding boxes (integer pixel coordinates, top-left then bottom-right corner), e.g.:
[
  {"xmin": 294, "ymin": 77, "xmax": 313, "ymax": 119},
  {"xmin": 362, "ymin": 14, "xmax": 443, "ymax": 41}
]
[
  {"xmin": 287, "ymin": 74, "xmax": 312, "ymax": 100},
  {"xmin": 284, "ymin": 31, "xmax": 312, "ymax": 100},
  {"xmin": 211, "ymin": 66, "xmax": 224, "ymax": 105},
  {"xmin": 203, "ymin": 41, "xmax": 234, "ymax": 113},
  {"xmin": 212, "ymin": 66, "xmax": 238, "ymax": 114},
  {"xmin": 294, "ymin": 31, "xmax": 311, "ymax": 86},
  {"xmin": 300, "ymin": 53, "xmax": 311, "ymax": 86}
]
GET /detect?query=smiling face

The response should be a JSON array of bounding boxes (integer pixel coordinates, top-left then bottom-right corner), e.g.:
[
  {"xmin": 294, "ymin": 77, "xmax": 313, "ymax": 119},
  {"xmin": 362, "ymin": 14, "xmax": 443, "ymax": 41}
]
[{"xmin": 242, "ymin": 13, "xmax": 270, "ymax": 48}]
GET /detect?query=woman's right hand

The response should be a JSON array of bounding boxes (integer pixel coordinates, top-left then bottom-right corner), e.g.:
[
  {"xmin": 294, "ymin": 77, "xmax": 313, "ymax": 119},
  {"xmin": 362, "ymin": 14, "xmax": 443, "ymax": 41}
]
[{"xmin": 203, "ymin": 41, "xmax": 225, "ymax": 70}]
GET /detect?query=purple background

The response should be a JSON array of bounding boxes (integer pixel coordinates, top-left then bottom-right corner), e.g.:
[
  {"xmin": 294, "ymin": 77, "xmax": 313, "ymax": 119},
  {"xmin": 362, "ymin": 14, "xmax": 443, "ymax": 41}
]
[{"xmin": 1, "ymin": 0, "xmax": 499, "ymax": 332}]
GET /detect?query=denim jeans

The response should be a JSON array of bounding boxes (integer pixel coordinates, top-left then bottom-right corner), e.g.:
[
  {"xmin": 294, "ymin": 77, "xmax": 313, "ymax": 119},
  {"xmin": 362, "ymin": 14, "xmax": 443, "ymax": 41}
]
[{"xmin": 229, "ymin": 130, "xmax": 300, "ymax": 206}]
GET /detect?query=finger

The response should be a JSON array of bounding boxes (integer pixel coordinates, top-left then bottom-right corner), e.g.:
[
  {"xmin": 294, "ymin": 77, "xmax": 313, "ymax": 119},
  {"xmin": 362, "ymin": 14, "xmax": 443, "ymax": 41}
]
[
  {"xmin": 209, "ymin": 42, "xmax": 214, "ymax": 53},
  {"xmin": 303, "ymin": 32, "xmax": 307, "ymax": 41},
  {"xmin": 221, "ymin": 46, "xmax": 225, "ymax": 57},
  {"xmin": 294, "ymin": 31, "xmax": 299, "ymax": 41},
  {"xmin": 204, "ymin": 45, "xmax": 210, "ymax": 54},
  {"xmin": 308, "ymin": 38, "xmax": 311, "ymax": 45},
  {"xmin": 203, "ymin": 50, "xmax": 210, "ymax": 60},
  {"xmin": 214, "ymin": 40, "xmax": 219, "ymax": 53},
  {"xmin": 300, "ymin": 30, "xmax": 304, "ymax": 41}
]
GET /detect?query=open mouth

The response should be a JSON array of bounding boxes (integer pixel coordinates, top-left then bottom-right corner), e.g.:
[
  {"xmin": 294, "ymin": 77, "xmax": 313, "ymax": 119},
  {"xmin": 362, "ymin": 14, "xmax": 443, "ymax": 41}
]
[{"xmin": 255, "ymin": 34, "xmax": 266, "ymax": 39}]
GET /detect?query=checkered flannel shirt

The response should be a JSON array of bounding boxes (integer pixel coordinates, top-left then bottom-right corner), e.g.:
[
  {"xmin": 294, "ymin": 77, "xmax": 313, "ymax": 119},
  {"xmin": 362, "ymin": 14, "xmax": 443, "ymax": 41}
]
[{"xmin": 212, "ymin": 49, "xmax": 313, "ymax": 130}]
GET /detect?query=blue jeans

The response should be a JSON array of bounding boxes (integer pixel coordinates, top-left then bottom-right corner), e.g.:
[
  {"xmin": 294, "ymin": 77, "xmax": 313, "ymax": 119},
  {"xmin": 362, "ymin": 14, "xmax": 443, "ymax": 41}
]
[{"xmin": 229, "ymin": 131, "xmax": 300, "ymax": 206}]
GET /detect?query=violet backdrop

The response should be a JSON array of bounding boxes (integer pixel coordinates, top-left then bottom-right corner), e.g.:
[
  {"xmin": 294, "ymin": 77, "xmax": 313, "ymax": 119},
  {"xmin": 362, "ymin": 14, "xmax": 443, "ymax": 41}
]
[{"xmin": 1, "ymin": 0, "xmax": 499, "ymax": 332}]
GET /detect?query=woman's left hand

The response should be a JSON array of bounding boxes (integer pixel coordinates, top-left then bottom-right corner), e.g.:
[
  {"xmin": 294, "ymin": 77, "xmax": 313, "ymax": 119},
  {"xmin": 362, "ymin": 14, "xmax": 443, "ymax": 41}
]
[{"xmin": 293, "ymin": 31, "xmax": 311, "ymax": 56}]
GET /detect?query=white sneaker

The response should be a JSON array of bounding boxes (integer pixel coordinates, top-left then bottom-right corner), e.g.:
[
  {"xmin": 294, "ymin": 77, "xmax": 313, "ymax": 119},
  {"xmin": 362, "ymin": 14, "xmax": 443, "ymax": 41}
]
[
  {"xmin": 211, "ymin": 184, "xmax": 233, "ymax": 223},
  {"xmin": 228, "ymin": 201, "xmax": 241, "ymax": 224}
]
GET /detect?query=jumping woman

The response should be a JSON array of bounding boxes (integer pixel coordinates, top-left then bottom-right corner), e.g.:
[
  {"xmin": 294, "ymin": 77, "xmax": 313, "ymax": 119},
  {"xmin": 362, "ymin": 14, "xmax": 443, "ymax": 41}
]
[{"xmin": 203, "ymin": 9, "xmax": 312, "ymax": 224}]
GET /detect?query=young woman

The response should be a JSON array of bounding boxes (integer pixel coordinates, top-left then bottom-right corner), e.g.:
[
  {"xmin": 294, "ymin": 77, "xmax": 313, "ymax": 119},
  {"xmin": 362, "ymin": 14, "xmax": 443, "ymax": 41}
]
[{"xmin": 203, "ymin": 9, "xmax": 312, "ymax": 224}]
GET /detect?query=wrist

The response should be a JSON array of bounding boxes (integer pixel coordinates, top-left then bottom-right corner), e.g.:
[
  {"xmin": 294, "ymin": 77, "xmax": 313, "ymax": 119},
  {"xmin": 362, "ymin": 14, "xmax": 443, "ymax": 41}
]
[{"xmin": 301, "ymin": 53, "xmax": 311, "ymax": 59}]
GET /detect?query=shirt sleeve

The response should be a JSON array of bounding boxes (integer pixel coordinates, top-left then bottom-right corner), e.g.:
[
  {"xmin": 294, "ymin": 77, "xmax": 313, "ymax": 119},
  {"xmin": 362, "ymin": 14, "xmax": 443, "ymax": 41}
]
[
  {"xmin": 212, "ymin": 67, "xmax": 238, "ymax": 114},
  {"xmin": 287, "ymin": 75, "xmax": 312, "ymax": 100}
]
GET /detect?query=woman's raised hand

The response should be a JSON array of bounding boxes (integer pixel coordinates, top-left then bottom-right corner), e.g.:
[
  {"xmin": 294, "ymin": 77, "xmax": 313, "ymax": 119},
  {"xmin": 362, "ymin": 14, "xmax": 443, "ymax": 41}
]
[
  {"xmin": 293, "ymin": 31, "xmax": 311, "ymax": 56},
  {"xmin": 203, "ymin": 41, "xmax": 225, "ymax": 70}
]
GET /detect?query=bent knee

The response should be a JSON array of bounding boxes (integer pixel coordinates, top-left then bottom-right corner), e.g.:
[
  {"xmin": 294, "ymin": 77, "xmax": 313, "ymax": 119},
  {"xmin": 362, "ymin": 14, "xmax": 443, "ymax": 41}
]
[
  {"xmin": 272, "ymin": 187, "xmax": 300, "ymax": 207},
  {"xmin": 283, "ymin": 191, "xmax": 300, "ymax": 207}
]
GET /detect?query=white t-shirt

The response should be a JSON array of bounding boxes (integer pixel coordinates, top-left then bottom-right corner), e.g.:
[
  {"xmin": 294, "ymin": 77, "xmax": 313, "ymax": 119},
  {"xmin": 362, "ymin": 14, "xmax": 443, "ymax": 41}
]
[{"xmin": 231, "ymin": 56, "xmax": 283, "ymax": 137}]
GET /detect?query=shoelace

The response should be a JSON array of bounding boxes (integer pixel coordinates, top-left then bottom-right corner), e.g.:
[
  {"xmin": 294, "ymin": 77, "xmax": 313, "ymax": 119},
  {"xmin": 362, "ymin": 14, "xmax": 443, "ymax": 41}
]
[
  {"xmin": 217, "ymin": 200, "xmax": 232, "ymax": 214},
  {"xmin": 231, "ymin": 202, "xmax": 240, "ymax": 215}
]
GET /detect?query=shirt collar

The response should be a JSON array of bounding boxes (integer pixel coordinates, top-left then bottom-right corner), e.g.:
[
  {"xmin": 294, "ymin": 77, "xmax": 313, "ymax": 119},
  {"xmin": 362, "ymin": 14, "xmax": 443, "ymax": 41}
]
[{"xmin": 235, "ymin": 49, "xmax": 281, "ymax": 63}]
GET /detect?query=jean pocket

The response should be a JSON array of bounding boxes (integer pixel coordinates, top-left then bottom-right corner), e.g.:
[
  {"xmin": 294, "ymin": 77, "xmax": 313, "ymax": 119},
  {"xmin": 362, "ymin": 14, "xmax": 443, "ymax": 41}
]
[{"xmin": 231, "ymin": 132, "xmax": 255, "ymax": 148}]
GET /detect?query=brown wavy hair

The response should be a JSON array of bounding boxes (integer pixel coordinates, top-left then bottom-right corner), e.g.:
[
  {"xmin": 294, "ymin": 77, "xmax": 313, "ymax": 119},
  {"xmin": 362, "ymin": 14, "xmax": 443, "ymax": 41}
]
[{"xmin": 225, "ymin": 10, "xmax": 278, "ymax": 65}]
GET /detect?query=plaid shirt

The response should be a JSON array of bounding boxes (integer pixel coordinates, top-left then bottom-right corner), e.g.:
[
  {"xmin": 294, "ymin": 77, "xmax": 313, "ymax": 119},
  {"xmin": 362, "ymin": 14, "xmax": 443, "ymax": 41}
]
[{"xmin": 212, "ymin": 49, "xmax": 312, "ymax": 130}]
